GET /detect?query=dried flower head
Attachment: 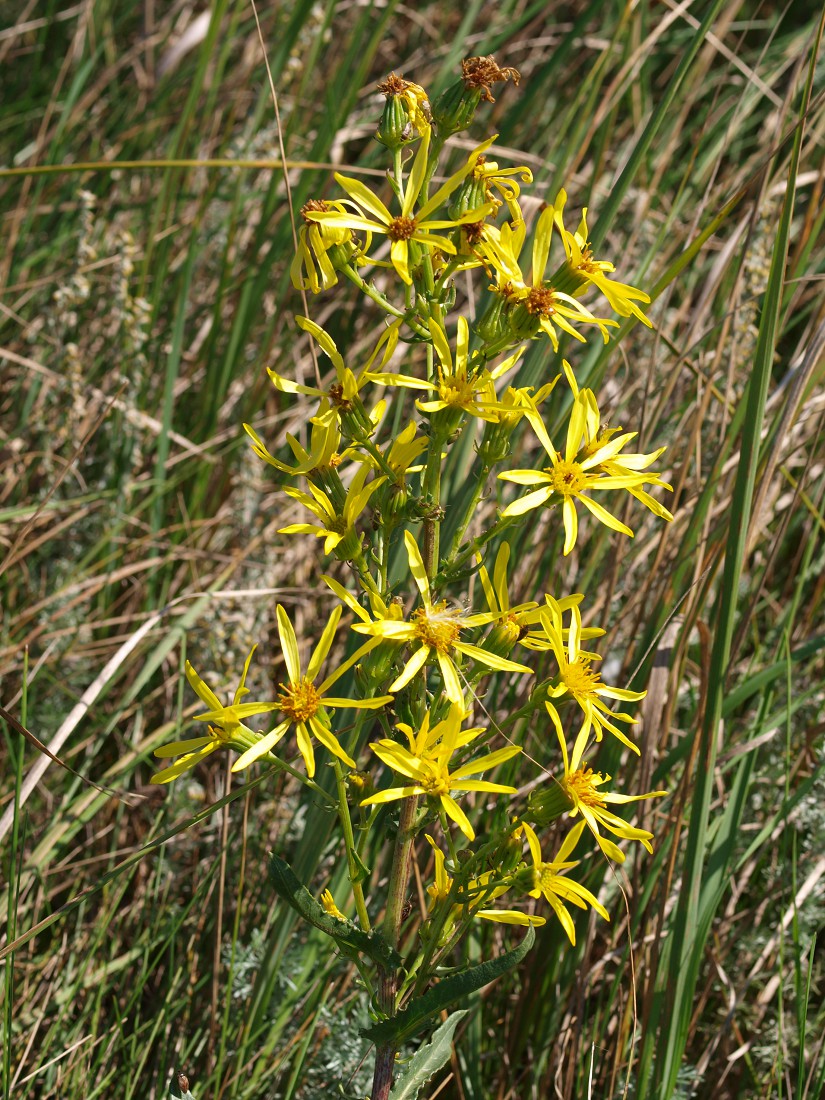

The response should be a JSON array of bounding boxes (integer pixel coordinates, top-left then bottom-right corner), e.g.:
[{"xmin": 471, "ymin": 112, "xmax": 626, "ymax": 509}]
[{"xmin": 461, "ymin": 55, "xmax": 520, "ymax": 102}]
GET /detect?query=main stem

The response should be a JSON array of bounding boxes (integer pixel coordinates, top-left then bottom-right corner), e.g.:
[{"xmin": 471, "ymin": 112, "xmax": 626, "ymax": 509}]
[
  {"xmin": 370, "ymin": 794, "xmax": 419, "ymax": 1100},
  {"xmin": 372, "ymin": 413, "xmax": 443, "ymax": 1095}
]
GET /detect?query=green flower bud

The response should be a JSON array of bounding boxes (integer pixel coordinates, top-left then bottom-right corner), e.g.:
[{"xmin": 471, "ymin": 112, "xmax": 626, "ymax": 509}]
[
  {"xmin": 481, "ymin": 621, "xmax": 522, "ymax": 660},
  {"xmin": 508, "ymin": 300, "xmax": 542, "ymax": 340},
  {"xmin": 376, "ymin": 90, "xmax": 414, "ymax": 150},
  {"xmin": 431, "ymin": 79, "xmax": 480, "ymax": 138},
  {"xmin": 332, "ymin": 526, "xmax": 365, "ymax": 563},
  {"xmin": 526, "ymin": 785, "xmax": 574, "ymax": 828},
  {"xmin": 447, "ymin": 171, "xmax": 488, "ymax": 221},
  {"xmin": 475, "ymin": 294, "xmax": 511, "ymax": 344}
]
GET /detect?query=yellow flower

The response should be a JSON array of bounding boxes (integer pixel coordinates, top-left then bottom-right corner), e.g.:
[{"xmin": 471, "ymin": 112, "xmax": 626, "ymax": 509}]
[
  {"xmin": 415, "ymin": 316, "xmax": 524, "ymax": 424},
  {"xmin": 424, "ymin": 834, "xmax": 545, "ymax": 928},
  {"xmin": 475, "ymin": 543, "xmax": 540, "ymax": 644},
  {"xmin": 545, "ymin": 705, "xmax": 666, "ymax": 862},
  {"xmin": 290, "ymin": 199, "xmax": 367, "ymax": 294},
  {"xmin": 499, "ymin": 363, "xmax": 673, "ymax": 555},
  {"xmin": 530, "ymin": 596, "xmax": 645, "ymax": 755},
  {"xmin": 244, "ymin": 414, "xmax": 342, "ymax": 479},
  {"xmin": 279, "ymin": 464, "xmax": 385, "ymax": 557},
  {"xmin": 321, "ymin": 888, "xmax": 348, "ymax": 921},
  {"xmin": 472, "ymin": 155, "xmax": 532, "ymax": 223},
  {"xmin": 361, "ymin": 704, "xmax": 521, "ymax": 841},
  {"xmin": 152, "ymin": 646, "xmax": 278, "ymax": 784},
  {"xmin": 520, "ymin": 820, "xmax": 609, "ymax": 945},
  {"xmin": 484, "ymin": 213, "xmax": 617, "ymax": 350},
  {"xmin": 551, "ymin": 189, "xmax": 652, "ymax": 326},
  {"xmin": 377, "ymin": 420, "xmax": 429, "ymax": 481},
  {"xmin": 266, "ymin": 317, "xmax": 403, "ymax": 432},
  {"xmin": 232, "ymin": 605, "xmax": 391, "ymax": 777},
  {"xmin": 304, "ymin": 130, "xmax": 496, "ymax": 285},
  {"xmin": 350, "ymin": 531, "xmax": 532, "ymax": 703}
]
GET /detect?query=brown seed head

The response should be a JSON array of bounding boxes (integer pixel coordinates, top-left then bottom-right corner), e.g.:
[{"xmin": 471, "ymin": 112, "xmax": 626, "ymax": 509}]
[
  {"xmin": 461, "ymin": 55, "xmax": 521, "ymax": 103},
  {"xmin": 378, "ymin": 73, "xmax": 410, "ymax": 98}
]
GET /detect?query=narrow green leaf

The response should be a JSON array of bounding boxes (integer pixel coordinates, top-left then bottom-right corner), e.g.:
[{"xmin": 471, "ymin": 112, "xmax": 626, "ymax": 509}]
[{"xmin": 644, "ymin": 20, "xmax": 823, "ymax": 1095}]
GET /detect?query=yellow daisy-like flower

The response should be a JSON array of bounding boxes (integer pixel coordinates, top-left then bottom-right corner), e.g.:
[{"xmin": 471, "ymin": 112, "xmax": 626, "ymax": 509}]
[
  {"xmin": 499, "ymin": 363, "xmax": 673, "ymax": 555},
  {"xmin": 545, "ymin": 705, "xmax": 666, "ymax": 862},
  {"xmin": 244, "ymin": 413, "xmax": 343, "ymax": 479},
  {"xmin": 290, "ymin": 199, "xmax": 367, "ymax": 294},
  {"xmin": 475, "ymin": 543, "xmax": 540, "ymax": 644},
  {"xmin": 304, "ymin": 130, "xmax": 496, "ymax": 285},
  {"xmin": 551, "ymin": 189, "xmax": 652, "ymax": 326},
  {"xmin": 279, "ymin": 464, "xmax": 385, "ymax": 557},
  {"xmin": 266, "ymin": 317, "xmax": 404, "ymax": 432},
  {"xmin": 485, "ymin": 215, "xmax": 617, "ymax": 350},
  {"xmin": 361, "ymin": 704, "xmax": 521, "ymax": 841},
  {"xmin": 520, "ymin": 820, "xmax": 609, "ymax": 945},
  {"xmin": 529, "ymin": 596, "xmax": 645, "ymax": 755},
  {"xmin": 232, "ymin": 605, "xmax": 391, "ymax": 777},
  {"xmin": 424, "ymin": 834, "xmax": 545, "ymax": 928},
  {"xmin": 350, "ymin": 531, "xmax": 532, "ymax": 704},
  {"xmin": 152, "ymin": 646, "xmax": 278, "ymax": 784},
  {"xmin": 415, "ymin": 316, "xmax": 524, "ymax": 424}
]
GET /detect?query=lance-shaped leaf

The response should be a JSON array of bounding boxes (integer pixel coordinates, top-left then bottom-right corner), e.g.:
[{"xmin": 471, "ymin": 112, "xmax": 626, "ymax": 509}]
[
  {"xmin": 361, "ymin": 925, "xmax": 535, "ymax": 1045},
  {"xmin": 269, "ymin": 854, "xmax": 402, "ymax": 970},
  {"xmin": 389, "ymin": 1010, "xmax": 468, "ymax": 1100}
]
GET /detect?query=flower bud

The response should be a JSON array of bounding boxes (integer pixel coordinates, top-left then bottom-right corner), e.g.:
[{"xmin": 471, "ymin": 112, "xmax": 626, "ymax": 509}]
[
  {"xmin": 487, "ymin": 830, "xmax": 524, "ymax": 876},
  {"xmin": 348, "ymin": 769, "xmax": 376, "ymax": 803},
  {"xmin": 333, "ymin": 526, "xmax": 365, "ymax": 563},
  {"xmin": 447, "ymin": 170, "xmax": 488, "ymax": 221},
  {"xmin": 475, "ymin": 294, "xmax": 511, "ymax": 344},
  {"xmin": 526, "ymin": 784, "xmax": 574, "ymax": 827},
  {"xmin": 376, "ymin": 90, "xmax": 415, "ymax": 149},
  {"xmin": 481, "ymin": 620, "xmax": 521, "ymax": 660}
]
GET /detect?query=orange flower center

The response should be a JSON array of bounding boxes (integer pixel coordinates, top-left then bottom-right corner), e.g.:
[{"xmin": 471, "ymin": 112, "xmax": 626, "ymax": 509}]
[
  {"xmin": 548, "ymin": 459, "xmax": 587, "ymax": 495},
  {"xmin": 560, "ymin": 659, "xmax": 600, "ymax": 696},
  {"xmin": 563, "ymin": 766, "xmax": 606, "ymax": 808},
  {"xmin": 413, "ymin": 602, "xmax": 462, "ymax": 653},
  {"xmin": 525, "ymin": 286, "xmax": 556, "ymax": 317},
  {"xmin": 387, "ymin": 216, "xmax": 416, "ymax": 241},
  {"xmin": 278, "ymin": 677, "xmax": 321, "ymax": 723}
]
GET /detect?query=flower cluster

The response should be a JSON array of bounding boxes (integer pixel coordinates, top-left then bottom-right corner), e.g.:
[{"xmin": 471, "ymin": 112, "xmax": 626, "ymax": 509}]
[{"xmin": 152, "ymin": 58, "xmax": 672, "ymax": 992}]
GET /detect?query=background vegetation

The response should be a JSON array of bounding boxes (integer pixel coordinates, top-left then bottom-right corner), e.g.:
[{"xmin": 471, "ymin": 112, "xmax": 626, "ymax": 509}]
[{"xmin": 2, "ymin": 1, "xmax": 824, "ymax": 1097}]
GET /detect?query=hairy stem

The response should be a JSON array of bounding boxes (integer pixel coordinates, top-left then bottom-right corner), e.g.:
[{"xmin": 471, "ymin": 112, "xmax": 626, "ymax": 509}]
[{"xmin": 370, "ymin": 793, "xmax": 420, "ymax": 1099}]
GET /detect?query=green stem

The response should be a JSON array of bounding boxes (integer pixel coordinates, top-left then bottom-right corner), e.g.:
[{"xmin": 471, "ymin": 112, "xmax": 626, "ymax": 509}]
[
  {"xmin": 371, "ymin": 793, "xmax": 420, "ymax": 1100},
  {"xmin": 358, "ymin": 435, "xmax": 400, "ymax": 483},
  {"xmin": 446, "ymin": 462, "xmax": 492, "ymax": 561},
  {"xmin": 422, "ymin": 435, "xmax": 444, "ymax": 580},
  {"xmin": 333, "ymin": 758, "xmax": 371, "ymax": 931},
  {"xmin": 341, "ymin": 265, "xmax": 429, "ymax": 338}
]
